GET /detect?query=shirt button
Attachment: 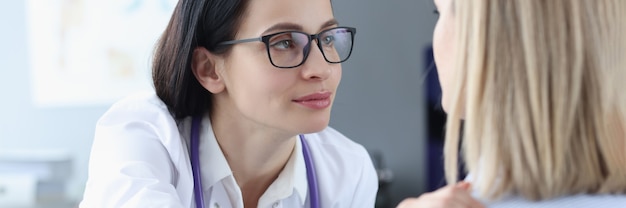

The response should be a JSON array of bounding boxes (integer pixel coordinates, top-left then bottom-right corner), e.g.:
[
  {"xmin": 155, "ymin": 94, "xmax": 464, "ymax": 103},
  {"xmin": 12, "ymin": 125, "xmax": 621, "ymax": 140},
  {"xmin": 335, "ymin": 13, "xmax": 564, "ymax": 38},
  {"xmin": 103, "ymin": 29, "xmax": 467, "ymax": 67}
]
[
  {"xmin": 213, "ymin": 202, "xmax": 220, "ymax": 208},
  {"xmin": 272, "ymin": 201, "xmax": 280, "ymax": 208}
]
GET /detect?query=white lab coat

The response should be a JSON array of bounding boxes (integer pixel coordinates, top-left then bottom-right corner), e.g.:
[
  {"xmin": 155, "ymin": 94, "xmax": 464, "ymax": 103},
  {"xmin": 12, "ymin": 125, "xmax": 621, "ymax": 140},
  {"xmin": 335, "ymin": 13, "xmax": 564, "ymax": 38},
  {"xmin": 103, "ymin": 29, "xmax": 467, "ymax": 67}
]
[{"xmin": 79, "ymin": 92, "xmax": 378, "ymax": 208}]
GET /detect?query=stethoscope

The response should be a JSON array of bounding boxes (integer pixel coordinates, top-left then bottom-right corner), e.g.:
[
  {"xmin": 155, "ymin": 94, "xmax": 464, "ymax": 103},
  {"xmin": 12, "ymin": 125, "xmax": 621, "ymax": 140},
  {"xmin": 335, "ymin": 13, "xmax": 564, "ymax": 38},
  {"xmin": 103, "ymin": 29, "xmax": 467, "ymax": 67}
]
[{"xmin": 189, "ymin": 116, "xmax": 320, "ymax": 208}]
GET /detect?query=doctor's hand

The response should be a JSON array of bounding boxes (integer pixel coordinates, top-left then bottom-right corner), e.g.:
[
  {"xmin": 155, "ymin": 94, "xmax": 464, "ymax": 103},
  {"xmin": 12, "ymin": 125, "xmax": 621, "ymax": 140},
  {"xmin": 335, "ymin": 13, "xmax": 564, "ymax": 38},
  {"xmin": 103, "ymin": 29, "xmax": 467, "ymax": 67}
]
[{"xmin": 396, "ymin": 182, "xmax": 485, "ymax": 208}]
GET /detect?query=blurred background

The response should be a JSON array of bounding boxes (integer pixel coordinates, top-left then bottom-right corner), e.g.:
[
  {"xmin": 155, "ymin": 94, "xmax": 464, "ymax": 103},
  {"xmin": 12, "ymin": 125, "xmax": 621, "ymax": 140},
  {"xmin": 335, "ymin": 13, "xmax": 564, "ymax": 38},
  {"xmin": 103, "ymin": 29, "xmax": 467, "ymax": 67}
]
[{"xmin": 0, "ymin": 0, "xmax": 445, "ymax": 207}]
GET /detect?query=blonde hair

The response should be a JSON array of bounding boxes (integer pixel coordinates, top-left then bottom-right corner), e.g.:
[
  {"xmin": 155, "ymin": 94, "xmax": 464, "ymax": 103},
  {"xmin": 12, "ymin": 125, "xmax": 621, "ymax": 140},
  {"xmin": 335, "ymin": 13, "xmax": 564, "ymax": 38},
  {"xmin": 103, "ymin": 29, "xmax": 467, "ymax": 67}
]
[{"xmin": 443, "ymin": 0, "xmax": 626, "ymax": 201}]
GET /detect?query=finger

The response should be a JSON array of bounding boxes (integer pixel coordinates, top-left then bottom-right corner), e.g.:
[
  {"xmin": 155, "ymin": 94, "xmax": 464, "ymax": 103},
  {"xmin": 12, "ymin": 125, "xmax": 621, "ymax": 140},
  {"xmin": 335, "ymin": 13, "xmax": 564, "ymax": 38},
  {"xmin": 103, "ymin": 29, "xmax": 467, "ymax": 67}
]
[
  {"xmin": 398, "ymin": 192, "xmax": 458, "ymax": 208},
  {"xmin": 396, "ymin": 197, "xmax": 431, "ymax": 208},
  {"xmin": 397, "ymin": 186, "xmax": 484, "ymax": 208},
  {"xmin": 450, "ymin": 187, "xmax": 485, "ymax": 208},
  {"xmin": 428, "ymin": 186, "xmax": 473, "ymax": 208},
  {"xmin": 397, "ymin": 195, "xmax": 465, "ymax": 208},
  {"xmin": 456, "ymin": 181, "xmax": 471, "ymax": 190}
]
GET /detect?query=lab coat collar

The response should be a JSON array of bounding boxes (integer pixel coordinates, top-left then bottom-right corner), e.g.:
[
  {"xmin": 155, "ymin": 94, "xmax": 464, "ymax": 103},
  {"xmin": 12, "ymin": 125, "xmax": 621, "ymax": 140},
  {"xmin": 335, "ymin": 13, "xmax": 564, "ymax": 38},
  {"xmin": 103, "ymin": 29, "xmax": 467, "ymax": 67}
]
[
  {"xmin": 198, "ymin": 115, "xmax": 308, "ymax": 206},
  {"xmin": 293, "ymin": 137, "xmax": 309, "ymax": 205},
  {"xmin": 198, "ymin": 115, "xmax": 232, "ymax": 189}
]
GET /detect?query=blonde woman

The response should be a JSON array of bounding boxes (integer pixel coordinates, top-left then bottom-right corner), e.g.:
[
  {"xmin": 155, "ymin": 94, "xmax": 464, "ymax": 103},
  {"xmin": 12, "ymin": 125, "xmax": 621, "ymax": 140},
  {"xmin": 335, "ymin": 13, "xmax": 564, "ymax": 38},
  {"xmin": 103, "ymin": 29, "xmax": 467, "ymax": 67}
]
[{"xmin": 398, "ymin": 0, "xmax": 626, "ymax": 207}]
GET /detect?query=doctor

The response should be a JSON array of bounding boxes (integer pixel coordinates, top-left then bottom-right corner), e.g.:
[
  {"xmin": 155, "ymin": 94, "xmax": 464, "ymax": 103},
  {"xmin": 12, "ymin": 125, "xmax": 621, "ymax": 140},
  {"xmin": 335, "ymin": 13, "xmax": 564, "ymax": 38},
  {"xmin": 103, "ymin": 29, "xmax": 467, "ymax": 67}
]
[{"xmin": 79, "ymin": 0, "xmax": 378, "ymax": 207}]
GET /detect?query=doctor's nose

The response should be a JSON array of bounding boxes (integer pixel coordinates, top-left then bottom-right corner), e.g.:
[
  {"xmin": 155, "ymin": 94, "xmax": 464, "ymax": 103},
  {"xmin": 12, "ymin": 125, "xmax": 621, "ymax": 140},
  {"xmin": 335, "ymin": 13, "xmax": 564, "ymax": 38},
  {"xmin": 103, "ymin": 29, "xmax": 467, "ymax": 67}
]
[{"xmin": 300, "ymin": 43, "xmax": 334, "ymax": 81}]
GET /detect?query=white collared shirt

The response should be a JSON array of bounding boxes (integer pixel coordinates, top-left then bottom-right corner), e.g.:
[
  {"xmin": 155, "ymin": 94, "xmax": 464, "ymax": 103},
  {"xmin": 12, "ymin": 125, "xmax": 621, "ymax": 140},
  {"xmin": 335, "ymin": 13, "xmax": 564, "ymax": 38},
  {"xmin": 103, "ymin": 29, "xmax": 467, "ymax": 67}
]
[
  {"xmin": 188, "ymin": 114, "xmax": 308, "ymax": 208},
  {"xmin": 79, "ymin": 92, "xmax": 378, "ymax": 208}
]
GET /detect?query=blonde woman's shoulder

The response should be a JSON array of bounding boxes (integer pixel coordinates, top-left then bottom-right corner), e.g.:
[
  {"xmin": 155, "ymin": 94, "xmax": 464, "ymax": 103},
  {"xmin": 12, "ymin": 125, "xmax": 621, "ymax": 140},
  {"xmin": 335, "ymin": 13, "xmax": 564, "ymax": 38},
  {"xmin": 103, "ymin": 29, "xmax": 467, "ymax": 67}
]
[{"xmin": 484, "ymin": 194, "xmax": 626, "ymax": 208}]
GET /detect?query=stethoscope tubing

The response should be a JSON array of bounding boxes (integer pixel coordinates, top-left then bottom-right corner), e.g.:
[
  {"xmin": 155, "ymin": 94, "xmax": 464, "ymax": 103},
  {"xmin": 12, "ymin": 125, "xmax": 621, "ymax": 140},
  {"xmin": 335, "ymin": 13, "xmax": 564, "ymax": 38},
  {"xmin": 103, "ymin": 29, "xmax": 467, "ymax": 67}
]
[
  {"xmin": 299, "ymin": 134, "xmax": 320, "ymax": 208},
  {"xmin": 190, "ymin": 116, "xmax": 206, "ymax": 207}
]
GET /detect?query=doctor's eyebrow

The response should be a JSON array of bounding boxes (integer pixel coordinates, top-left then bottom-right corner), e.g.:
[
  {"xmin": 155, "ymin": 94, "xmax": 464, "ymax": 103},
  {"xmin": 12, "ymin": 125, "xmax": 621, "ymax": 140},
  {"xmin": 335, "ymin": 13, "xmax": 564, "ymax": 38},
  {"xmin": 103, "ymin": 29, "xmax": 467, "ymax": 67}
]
[
  {"xmin": 319, "ymin": 19, "xmax": 339, "ymax": 30},
  {"xmin": 262, "ymin": 19, "xmax": 339, "ymax": 34}
]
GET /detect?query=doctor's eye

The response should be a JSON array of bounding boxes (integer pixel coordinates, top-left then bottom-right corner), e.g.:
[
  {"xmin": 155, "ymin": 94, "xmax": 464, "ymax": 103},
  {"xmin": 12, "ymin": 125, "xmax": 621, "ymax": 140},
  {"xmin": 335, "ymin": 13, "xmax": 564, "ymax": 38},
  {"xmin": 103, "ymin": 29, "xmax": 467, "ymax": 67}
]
[
  {"xmin": 269, "ymin": 34, "xmax": 297, "ymax": 50},
  {"xmin": 271, "ymin": 40, "xmax": 294, "ymax": 50},
  {"xmin": 321, "ymin": 35, "xmax": 335, "ymax": 46}
]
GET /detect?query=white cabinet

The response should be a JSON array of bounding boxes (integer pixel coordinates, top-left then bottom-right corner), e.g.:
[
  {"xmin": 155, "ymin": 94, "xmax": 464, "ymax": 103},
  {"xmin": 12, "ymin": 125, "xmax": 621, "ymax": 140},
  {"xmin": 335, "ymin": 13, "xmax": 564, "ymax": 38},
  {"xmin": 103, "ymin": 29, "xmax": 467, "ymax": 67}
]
[{"xmin": 0, "ymin": 149, "xmax": 75, "ymax": 208}]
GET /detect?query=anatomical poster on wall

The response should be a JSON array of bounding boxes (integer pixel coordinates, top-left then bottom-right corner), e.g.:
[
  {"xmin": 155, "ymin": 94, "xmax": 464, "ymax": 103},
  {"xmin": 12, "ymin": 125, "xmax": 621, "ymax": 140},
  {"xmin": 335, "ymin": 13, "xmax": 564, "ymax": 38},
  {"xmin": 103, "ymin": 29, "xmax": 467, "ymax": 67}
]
[{"xmin": 26, "ymin": 0, "xmax": 176, "ymax": 107}]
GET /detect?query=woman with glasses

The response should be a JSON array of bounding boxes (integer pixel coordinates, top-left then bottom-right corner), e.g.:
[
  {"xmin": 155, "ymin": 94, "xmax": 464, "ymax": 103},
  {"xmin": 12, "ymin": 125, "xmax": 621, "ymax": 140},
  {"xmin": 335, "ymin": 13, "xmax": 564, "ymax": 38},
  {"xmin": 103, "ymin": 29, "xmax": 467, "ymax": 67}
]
[
  {"xmin": 80, "ymin": 0, "xmax": 377, "ymax": 207},
  {"xmin": 399, "ymin": 0, "xmax": 626, "ymax": 207}
]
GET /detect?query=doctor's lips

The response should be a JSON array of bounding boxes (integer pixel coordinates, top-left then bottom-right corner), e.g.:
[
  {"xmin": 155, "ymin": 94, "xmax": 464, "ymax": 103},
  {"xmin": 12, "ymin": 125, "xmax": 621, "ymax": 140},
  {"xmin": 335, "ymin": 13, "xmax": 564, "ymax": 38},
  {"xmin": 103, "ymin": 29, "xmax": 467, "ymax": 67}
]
[{"xmin": 293, "ymin": 92, "xmax": 332, "ymax": 109}]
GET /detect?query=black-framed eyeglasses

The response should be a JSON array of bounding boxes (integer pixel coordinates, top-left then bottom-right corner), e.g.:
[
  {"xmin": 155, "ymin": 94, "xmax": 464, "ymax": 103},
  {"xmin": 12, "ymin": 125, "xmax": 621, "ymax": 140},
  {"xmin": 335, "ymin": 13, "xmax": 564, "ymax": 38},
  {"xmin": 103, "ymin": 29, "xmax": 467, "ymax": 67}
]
[{"xmin": 218, "ymin": 27, "xmax": 356, "ymax": 68}]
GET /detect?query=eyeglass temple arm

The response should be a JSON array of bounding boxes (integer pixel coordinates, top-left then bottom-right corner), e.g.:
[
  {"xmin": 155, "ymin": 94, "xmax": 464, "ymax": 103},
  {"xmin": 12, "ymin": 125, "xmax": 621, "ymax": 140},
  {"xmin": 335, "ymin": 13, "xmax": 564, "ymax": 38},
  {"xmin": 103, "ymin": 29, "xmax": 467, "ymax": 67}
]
[{"xmin": 218, "ymin": 37, "xmax": 262, "ymax": 46}]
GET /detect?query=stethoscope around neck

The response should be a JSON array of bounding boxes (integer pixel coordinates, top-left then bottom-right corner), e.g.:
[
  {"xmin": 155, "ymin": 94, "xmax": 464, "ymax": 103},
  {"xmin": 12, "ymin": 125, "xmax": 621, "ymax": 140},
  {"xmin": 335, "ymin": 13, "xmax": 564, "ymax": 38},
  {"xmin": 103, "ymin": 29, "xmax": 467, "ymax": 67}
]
[{"xmin": 189, "ymin": 116, "xmax": 321, "ymax": 208}]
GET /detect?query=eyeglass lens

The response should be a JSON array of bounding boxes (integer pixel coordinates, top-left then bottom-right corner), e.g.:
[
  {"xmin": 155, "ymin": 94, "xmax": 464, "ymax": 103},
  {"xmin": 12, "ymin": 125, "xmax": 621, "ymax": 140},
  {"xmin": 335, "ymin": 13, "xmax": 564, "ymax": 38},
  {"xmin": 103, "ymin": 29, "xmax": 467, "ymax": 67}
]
[{"xmin": 267, "ymin": 27, "xmax": 353, "ymax": 68}]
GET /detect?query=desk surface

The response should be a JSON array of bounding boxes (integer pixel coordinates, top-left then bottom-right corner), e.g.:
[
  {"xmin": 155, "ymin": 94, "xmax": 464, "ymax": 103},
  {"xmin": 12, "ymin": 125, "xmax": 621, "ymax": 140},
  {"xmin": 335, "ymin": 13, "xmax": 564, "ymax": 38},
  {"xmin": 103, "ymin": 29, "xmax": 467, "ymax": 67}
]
[{"xmin": 6, "ymin": 201, "xmax": 76, "ymax": 208}]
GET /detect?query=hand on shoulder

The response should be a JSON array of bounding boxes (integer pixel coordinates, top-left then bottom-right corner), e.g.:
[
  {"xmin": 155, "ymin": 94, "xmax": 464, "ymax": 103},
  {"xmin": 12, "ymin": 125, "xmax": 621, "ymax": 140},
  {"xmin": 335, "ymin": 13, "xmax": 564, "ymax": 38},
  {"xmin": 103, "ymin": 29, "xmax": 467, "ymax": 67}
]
[{"xmin": 397, "ymin": 182, "xmax": 485, "ymax": 208}]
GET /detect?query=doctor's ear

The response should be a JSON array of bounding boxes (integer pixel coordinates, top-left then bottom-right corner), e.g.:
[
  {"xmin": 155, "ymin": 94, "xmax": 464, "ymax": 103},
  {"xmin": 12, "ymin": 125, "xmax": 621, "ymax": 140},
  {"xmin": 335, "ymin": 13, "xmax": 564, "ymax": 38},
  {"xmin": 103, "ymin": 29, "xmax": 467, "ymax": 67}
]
[{"xmin": 191, "ymin": 47, "xmax": 226, "ymax": 94}]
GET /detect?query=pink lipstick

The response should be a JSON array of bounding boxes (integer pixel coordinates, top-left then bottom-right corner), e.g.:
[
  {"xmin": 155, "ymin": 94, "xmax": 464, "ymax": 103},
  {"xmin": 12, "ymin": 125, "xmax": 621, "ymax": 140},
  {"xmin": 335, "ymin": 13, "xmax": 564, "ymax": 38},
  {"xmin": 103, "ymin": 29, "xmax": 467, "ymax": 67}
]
[{"xmin": 293, "ymin": 92, "xmax": 332, "ymax": 109}]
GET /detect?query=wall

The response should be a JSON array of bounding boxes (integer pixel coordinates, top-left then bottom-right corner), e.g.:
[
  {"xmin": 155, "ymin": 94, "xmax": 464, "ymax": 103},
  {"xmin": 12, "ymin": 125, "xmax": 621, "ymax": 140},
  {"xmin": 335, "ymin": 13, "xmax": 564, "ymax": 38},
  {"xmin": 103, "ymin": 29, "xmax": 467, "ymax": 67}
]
[
  {"xmin": 331, "ymin": 0, "xmax": 437, "ymax": 205},
  {"xmin": 0, "ymin": 0, "xmax": 438, "ymax": 206},
  {"xmin": 0, "ymin": 1, "xmax": 110, "ymax": 202}
]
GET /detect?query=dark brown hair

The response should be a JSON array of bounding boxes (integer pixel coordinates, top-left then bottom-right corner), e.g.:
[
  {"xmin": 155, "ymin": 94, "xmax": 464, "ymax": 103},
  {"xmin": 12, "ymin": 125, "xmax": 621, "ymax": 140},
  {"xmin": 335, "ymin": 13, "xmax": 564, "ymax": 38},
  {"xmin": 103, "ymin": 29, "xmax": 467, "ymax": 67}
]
[{"xmin": 152, "ymin": 0, "xmax": 248, "ymax": 119}]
